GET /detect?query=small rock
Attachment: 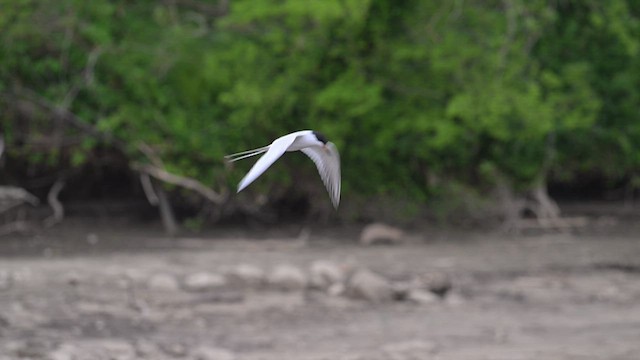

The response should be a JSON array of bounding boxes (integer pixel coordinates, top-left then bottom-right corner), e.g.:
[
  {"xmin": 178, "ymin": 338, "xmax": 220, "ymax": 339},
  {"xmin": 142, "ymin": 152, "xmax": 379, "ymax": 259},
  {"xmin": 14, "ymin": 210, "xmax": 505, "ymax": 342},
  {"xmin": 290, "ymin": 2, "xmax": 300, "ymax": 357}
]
[
  {"xmin": 347, "ymin": 269, "xmax": 393, "ymax": 302},
  {"xmin": 192, "ymin": 346, "xmax": 236, "ymax": 360},
  {"xmin": 148, "ymin": 273, "xmax": 180, "ymax": 291},
  {"xmin": 183, "ymin": 272, "xmax": 226, "ymax": 292},
  {"xmin": 421, "ymin": 273, "xmax": 452, "ymax": 297},
  {"xmin": 267, "ymin": 264, "xmax": 307, "ymax": 291},
  {"xmin": 309, "ymin": 260, "xmax": 346, "ymax": 290},
  {"xmin": 225, "ymin": 264, "xmax": 265, "ymax": 287},
  {"xmin": 359, "ymin": 223, "xmax": 405, "ymax": 246},
  {"xmin": 390, "ymin": 280, "xmax": 421, "ymax": 301},
  {"xmin": 407, "ymin": 289, "xmax": 440, "ymax": 304}
]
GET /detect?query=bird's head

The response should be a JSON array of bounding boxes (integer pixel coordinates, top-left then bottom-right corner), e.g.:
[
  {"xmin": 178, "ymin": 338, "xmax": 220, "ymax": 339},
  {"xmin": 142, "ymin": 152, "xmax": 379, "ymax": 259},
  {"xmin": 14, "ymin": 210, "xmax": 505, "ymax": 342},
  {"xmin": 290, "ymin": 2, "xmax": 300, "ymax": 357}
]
[
  {"xmin": 312, "ymin": 131, "xmax": 331, "ymax": 153},
  {"xmin": 312, "ymin": 131, "xmax": 328, "ymax": 145}
]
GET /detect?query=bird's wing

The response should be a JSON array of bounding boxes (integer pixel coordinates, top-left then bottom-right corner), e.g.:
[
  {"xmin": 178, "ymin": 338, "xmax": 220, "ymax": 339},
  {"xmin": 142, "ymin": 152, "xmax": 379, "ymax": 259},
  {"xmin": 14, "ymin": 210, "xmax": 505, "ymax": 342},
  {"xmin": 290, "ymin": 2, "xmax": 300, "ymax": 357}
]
[
  {"xmin": 236, "ymin": 133, "xmax": 300, "ymax": 193},
  {"xmin": 301, "ymin": 142, "xmax": 341, "ymax": 209}
]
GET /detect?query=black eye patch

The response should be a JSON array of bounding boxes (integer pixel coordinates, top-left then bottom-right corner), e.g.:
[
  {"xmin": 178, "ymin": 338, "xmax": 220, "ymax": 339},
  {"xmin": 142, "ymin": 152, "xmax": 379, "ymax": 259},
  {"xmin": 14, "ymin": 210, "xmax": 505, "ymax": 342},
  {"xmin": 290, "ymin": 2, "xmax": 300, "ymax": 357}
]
[{"xmin": 312, "ymin": 131, "xmax": 328, "ymax": 144}]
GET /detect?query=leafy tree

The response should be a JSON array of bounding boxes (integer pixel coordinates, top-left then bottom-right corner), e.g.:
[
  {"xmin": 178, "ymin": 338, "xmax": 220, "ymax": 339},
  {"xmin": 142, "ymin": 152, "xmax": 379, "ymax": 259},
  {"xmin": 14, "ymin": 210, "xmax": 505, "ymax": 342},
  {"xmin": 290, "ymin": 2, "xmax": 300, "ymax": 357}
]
[{"xmin": 1, "ymin": 0, "xmax": 639, "ymax": 225}]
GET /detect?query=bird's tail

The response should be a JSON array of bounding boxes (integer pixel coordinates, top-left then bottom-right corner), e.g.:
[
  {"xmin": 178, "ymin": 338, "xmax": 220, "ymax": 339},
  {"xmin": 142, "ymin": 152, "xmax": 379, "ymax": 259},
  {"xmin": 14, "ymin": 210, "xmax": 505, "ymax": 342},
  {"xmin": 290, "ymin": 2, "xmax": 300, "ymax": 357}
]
[{"xmin": 224, "ymin": 146, "xmax": 269, "ymax": 162}]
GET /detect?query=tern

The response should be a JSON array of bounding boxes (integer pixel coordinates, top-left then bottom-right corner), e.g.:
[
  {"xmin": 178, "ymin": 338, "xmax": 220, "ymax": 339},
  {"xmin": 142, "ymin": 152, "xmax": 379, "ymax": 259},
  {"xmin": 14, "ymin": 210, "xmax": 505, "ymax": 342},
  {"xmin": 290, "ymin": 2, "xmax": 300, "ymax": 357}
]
[{"xmin": 225, "ymin": 130, "xmax": 341, "ymax": 209}]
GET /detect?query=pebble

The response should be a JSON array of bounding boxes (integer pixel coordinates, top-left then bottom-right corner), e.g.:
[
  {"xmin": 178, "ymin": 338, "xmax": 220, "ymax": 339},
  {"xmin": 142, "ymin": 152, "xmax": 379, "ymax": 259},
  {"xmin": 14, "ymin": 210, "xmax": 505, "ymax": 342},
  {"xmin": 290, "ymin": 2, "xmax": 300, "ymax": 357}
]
[
  {"xmin": 359, "ymin": 223, "xmax": 405, "ymax": 245},
  {"xmin": 267, "ymin": 264, "xmax": 307, "ymax": 291},
  {"xmin": 225, "ymin": 264, "xmax": 265, "ymax": 287},
  {"xmin": 407, "ymin": 289, "xmax": 440, "ymax": 304},
  {"xmin": 347, "ymin": 269, "xmax": 394, "ymax": 302},
  {"xmin": 421, "ymin": 272, "xmax": 452, "ymax": 297},
  {"xmin": 147, "ymin": 273, "xmax": 180, "ymax": 291},
  {"xmin": 309, "ymin": 260, "xmax": 346, "ymax": 290},
  {"xmin": 183, "ymin": 272, "xmax": 227, "ymax": 292}
]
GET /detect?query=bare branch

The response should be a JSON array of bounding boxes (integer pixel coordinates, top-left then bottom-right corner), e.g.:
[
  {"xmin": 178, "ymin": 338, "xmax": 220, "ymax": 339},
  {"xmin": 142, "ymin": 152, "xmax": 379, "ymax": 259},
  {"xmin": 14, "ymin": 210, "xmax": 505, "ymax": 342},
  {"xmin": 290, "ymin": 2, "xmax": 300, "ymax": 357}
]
[
  {"xmin": 44, "ymin": 179, "xmax": 66, "ymax": 228},
  {"xmin": 61, "ymin": 47, "xmax": 103, "ymax": 109},
  {"xmin": 0, "ymin": 186, "xmax": 39, "ymax": 207},
  {"xmin": 136, "ymin": 142, "xmax": 165, "ymax": 168},
  {"xmin": 140, "ymin": 173, "xmax": 160, "ymax": 205},
  {"xmin": 132, "ymin": 163, "xmax": 226, "ymax": 204},
  {"xmin": 3, "ymin": 88, "xmax": 126, "ymax": 149},
  {"xmin": 152, "ymin": 178, "xmax": 179, "ymax": 236}
]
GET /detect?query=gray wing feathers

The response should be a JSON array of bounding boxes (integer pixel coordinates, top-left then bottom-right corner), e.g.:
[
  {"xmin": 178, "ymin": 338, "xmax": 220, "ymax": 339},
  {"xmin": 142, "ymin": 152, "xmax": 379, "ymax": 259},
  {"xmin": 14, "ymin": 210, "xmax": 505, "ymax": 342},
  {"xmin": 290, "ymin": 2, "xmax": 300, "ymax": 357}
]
[
  {"xmin": 301, "ymin": 142, "xmax": 341, "ymax": 209},
  {"xmin": 236, "ymin": 134, "xmax": 298, "ymax": 193}
]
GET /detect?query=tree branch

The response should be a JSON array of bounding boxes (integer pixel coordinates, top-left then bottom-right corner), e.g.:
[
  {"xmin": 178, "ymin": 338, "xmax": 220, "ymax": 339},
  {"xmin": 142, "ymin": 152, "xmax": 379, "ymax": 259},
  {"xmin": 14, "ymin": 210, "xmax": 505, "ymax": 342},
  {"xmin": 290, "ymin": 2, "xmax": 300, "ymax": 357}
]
[
  {"xmin": 5, "ymin": 88, "xmax": 226, "ymax": 206},
  {"xmin": 132, "ymin": 163, "xmax": 226, "ymax": 204},
  {"xmin": 3, "ymin": 88, "xmax": 126, "ymax": 148},
  {"xmin": 44, "ymin": 179, "xmax": 66, "ymax": 228}
]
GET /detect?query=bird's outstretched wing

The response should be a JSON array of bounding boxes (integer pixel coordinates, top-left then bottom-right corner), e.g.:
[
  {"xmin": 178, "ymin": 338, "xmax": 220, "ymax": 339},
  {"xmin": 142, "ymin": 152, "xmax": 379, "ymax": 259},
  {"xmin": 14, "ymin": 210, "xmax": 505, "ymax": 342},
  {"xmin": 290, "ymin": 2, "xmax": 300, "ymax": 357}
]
[
  {"xmin": 301, "ymin": 142, "xmax": 341, "ymax": 209},
  {"xmin": 236, "ymin": 133, "xmax": 300, "ymax": 193}
]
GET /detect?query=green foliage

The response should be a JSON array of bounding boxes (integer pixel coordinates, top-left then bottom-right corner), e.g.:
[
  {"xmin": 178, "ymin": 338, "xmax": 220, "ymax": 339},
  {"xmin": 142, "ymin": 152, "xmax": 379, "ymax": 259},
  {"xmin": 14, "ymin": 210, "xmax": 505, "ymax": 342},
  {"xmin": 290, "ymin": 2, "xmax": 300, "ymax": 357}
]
[{"xmin": 1, "ymin": 0, "xmax": 639, "ymax": 213}]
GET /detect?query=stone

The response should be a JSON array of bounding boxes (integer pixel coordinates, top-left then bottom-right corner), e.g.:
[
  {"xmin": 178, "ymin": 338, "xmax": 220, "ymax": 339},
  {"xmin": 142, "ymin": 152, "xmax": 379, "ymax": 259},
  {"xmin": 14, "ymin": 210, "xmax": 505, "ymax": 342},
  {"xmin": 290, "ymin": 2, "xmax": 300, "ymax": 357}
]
[
  {"xmin": 267, "ymin": 264, "xmax": 307, "ymax": 291},
  {"xmin": 148, "ymin": 273, "xmax": 180, "ymax": 291},
  {"xmin": 421, "ymin": 273, "xmax": 452, "ymax": 297},
  {"xmin": 407, "ymin": 289, "xmax": 440, "ymax": 304},
  {"xmin": 359, "ymin": 223, "xmax": 405, "ymax": 245},
  {"xmin": 347, "ymin": 269, "xmax": 394, "ymax": 302},
  {"xmin": 225, "ymin": 264, "xmax": 265, "ymax": 287},
  {"xmin": 184, "ymin": 272, "xmax": 227, "ymax": 292},
  {"xmin": 309, "ymin": 260, "xmax": 346, "ymax": 290},
  {"xmin": 191, "ymin": 346, "xmax": 236, "ymax": 360}
]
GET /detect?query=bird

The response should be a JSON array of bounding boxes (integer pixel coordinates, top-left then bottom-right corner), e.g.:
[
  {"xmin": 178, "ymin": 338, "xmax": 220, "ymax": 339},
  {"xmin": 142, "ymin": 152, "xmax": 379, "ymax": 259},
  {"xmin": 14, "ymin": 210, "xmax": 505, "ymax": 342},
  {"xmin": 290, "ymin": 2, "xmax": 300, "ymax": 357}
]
[{"xmin": 225, "ymin": 130, "xmax": 341, "ymax": 209}]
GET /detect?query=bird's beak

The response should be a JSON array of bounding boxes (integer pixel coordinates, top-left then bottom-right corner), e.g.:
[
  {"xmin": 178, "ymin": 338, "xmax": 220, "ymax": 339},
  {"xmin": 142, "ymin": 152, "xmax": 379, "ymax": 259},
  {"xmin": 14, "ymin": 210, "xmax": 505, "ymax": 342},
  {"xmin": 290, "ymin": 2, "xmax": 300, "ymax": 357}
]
[{"xmin": 323, "ymin": 145, "xmax": 330, "ymax": 154}]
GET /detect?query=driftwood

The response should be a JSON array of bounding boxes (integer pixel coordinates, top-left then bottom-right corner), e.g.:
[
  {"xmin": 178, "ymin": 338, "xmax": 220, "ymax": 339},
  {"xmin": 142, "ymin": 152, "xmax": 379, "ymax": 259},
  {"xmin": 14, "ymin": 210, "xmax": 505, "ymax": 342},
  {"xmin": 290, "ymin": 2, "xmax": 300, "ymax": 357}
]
[{"xmin": 0, "ymin": 186, "xmax": 39, "ymax": 236}]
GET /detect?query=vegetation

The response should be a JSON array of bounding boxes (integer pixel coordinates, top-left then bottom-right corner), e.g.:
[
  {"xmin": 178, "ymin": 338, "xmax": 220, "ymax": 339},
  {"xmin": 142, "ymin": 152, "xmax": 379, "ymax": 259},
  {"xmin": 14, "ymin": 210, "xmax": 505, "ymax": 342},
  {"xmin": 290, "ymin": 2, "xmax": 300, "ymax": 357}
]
[{"xmin": 1, "ymin": 0, "xmax": 639, "ymax": 224}]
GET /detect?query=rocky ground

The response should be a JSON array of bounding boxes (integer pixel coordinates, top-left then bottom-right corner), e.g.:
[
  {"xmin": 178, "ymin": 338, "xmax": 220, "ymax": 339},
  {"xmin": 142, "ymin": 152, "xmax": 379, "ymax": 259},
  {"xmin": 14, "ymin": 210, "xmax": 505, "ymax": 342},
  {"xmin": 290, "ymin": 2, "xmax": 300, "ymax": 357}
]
[{"xmin": 1, "ymin": 219, "xmax": 640, "ymax": 360}]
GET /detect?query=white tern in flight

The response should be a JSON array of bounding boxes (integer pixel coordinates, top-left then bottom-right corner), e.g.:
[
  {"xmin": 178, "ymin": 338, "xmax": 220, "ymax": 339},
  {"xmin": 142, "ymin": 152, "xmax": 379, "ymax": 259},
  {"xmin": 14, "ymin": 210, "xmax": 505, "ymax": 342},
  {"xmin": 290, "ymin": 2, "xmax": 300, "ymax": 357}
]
[{"xmin": 225, "ymin": 130, "xmax": 341, "ymax": 209}]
